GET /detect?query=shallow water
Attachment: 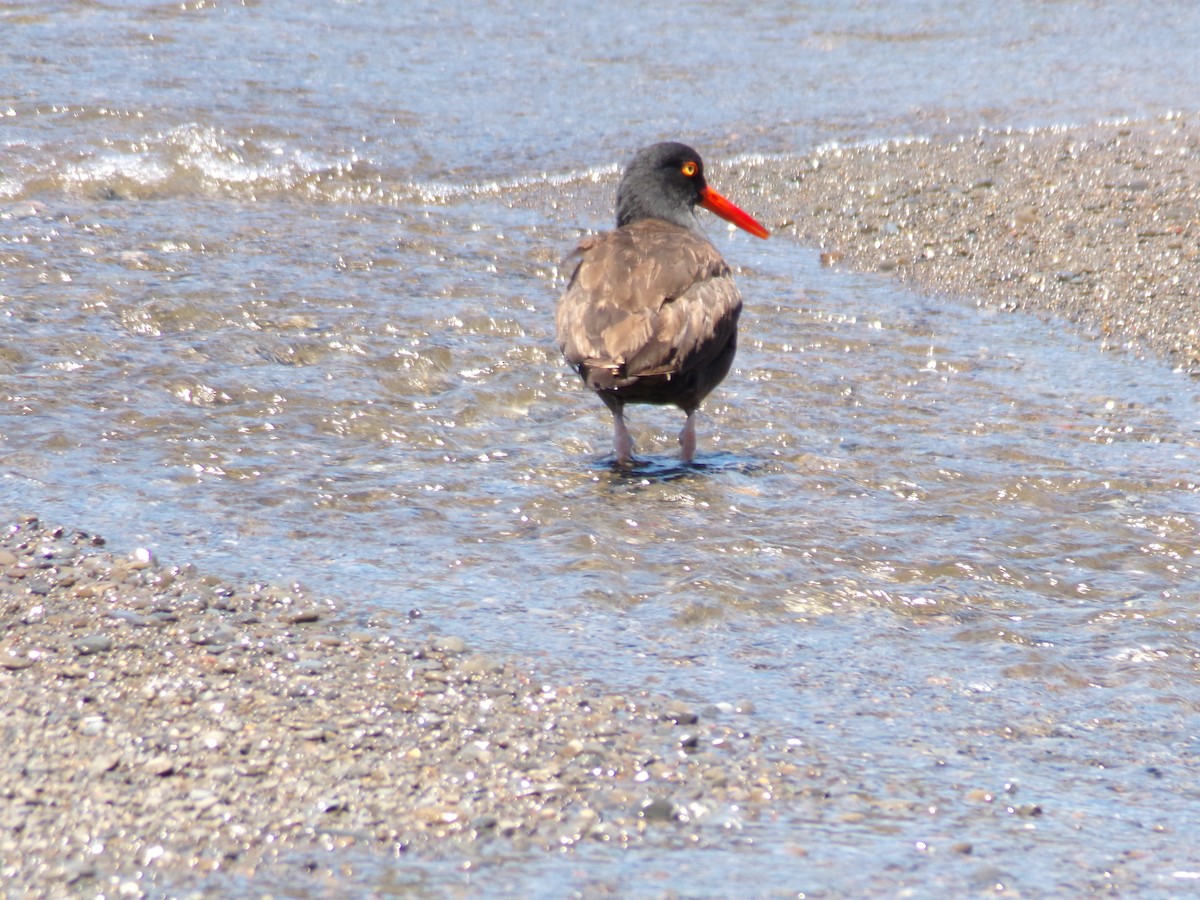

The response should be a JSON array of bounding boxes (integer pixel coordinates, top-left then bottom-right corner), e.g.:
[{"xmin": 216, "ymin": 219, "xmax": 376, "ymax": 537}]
[{"xmin": 5, "ymin": 1, "xmax": 1200, "ymax": 895}]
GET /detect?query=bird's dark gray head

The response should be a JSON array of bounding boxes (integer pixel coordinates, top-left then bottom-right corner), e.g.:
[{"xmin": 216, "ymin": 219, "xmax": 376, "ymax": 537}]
[
  {"xmin": 613, "ymin": 141, "xmax": 770, "ymax": 240},
  {"xmin": 615, "ymin": 142, "xmax": 708, "ymax": 230}
]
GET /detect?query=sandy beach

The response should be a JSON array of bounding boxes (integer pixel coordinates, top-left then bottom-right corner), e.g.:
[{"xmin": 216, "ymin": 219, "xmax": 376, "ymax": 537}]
[
  {"xmin": 1, "ymin": 516, "xmax": 811, "ymax": 896},
  {"xmin": 741, "ymin": 114, "xmax": 1200, "ymax": 373},
  {"xmin": 3, "ymin": 116, "xmax": 1198, "ymax": 895}
]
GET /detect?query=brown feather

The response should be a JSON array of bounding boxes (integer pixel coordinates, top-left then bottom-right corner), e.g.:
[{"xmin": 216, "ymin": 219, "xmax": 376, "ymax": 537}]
[{"xmin": 556, "ymin": 218, "xmax": 742, "ymax": 414}]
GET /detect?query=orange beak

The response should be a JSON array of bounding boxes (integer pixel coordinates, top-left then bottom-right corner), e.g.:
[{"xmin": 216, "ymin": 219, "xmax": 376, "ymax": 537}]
[{"xmin": 699, "ymin": 187, "xmax": 770, "ymax": 239}]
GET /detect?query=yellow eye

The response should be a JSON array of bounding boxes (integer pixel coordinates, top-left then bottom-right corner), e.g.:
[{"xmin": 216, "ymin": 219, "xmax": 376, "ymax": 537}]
[{"xmin": 681, "ymin": 161, "xmax": 698, "ymax": 177}]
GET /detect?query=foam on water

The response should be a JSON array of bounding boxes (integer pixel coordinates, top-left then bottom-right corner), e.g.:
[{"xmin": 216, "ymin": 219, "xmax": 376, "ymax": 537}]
[{"xmin": 1, "ymin": 119, "xmax": 630, "ymax": 215}]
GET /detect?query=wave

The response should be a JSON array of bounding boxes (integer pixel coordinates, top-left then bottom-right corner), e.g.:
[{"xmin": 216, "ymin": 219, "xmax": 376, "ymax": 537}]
[
  {"xmin": 1, "ymin": 122, "xmax": 627, "ymax": 208},
  {"xmin": 3, "ymin": 123, "xmax": 382, "ymax": 203}
]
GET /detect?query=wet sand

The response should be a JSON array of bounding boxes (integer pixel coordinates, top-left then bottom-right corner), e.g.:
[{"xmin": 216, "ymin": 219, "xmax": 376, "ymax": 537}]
[
  {"xmin": 736, "ymin": 114, "xmax": 1200, "ymax": 373},
  {"xmin": 4, "ymin": 116, "xmax": 1198, "ymax": 895}
]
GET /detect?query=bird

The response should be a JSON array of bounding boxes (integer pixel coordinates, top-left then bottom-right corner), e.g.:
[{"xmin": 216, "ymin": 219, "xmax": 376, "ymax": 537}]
[{"xmin": 556, "ymin": 141, "xmax": 769, "ymax": 466}]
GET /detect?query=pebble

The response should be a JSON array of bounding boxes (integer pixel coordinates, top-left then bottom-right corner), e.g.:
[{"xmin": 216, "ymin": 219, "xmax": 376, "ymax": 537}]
[
  {"xmin": 0, "ymin": 651, "xmax": 36, "ymax": 670},
  {"xmin": 129, "ymin": 547, "xmax": 155, "ymax": 569},
  {"xmin": 89, "ymin": 753, "xmax": 123, "ymax": 776},
  {"xmin": 663, "ymin": 699, "xmax": 699, "ymax": 725},
  {"xmin": 74, "ymin": 634, "xmax": 114, "ymax": 655},
  {"xmin": 145, "ymin": 756, "xmax": 178, "ymax": 777},
  {"xmin": 429, "ymin": 634, "xmax": 468, "ymax": 654},
  {"xmin": 638, "ymin": 797, "xmax": 678, "ymax": 822},
  {"xmin": 283, "ymin": 606, "xmax": 323, "ymax": 624}
]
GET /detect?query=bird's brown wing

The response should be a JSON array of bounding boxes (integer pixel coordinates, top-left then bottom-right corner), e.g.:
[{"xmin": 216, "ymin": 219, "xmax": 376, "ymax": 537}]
[{"xmin": 556, "ymin": 219, "xmax": 742, "ymax": 395}]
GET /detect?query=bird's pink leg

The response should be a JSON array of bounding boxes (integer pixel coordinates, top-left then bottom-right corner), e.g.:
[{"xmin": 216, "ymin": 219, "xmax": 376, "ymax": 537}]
[
  {"xmin": 679, "ymin": 411, "xmax": 696, "ymax": 464},
  {"xmin": 613, "ymin": 407, "xmax": 634, "ymax": 465}
]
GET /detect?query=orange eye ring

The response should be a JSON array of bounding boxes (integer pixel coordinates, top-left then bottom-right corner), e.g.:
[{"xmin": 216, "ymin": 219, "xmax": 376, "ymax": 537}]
[{"xmin": 681, "ymin": 161, "xmax": 698, "ymax": 177}]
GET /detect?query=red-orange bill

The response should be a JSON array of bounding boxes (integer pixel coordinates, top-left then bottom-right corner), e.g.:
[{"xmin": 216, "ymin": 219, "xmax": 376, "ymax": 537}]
[{"xmin": 699, "ymin": 187, "xmax": 770, "ymax": 239}]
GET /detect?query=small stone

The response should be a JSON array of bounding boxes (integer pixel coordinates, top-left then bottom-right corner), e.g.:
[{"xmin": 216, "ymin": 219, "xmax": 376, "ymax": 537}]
[
  {"xmin": 576, "ymin": 741, "xmax": 609, "ymax": 766},
  {"xmin": 663, "ymin": 700, "xmax": 698, "ymax": 725},
  {"xmin": 189, "ymin": 789, "xmax": 220, "ymax": 812},
  {"xmin": 414, "ymin": 806, "xmax": 459, "ymax": 824},
  {"xmin": 74, "ymin": 634, "xmax": 113, "ymax": 655},
  {"xmin": 560, "ymin": 739, "xmax": 584, "ymax": 759},
  {"xmin": 471, "ymin": 814, "xmax": 499, "ymax": 833},
  {"xmin": 430, "ymin": 635, "xmax": 467, "ymax": 654},
  {"xmin": 458, "ymin": 654, "xmax": 500, "ymax": 676},
  {"xmin": 638, "ymin": 797, "xmax": 677, "ymax": 822},
  {"xmin": 145, "ymin": 756, "xmax": 177, "ymax": 777},
  {"xmin": 315, "ymin": 796, "xmax": 350, "ymax": 814},
  {"xmin": 89, "ymin": 753, "xmax": 122, "ymax": 775},
  {"xmin": 78, "ymin": 716, "xmax": 106, "ymax": 736},
  {"xmin": 458, "ymin": 742, "xmax": 493, "ymax": 765},
  {"xmin": 107, "ymin": 609, "xmax": 154, "ymax": 627},
  {"xmin": 129, "ymin": 547, "xmax": 155, "ymax": 569},
  {"xmin": 0, "ymin": 652, "xmax": 35, "ymax": 670},
  {"xmin": 190, "ymin": 626, "xmax": 237, "ymax": 647},
  {"xmin": 283, "ymin": 607, "xmax": 322, "ymax": 624}
]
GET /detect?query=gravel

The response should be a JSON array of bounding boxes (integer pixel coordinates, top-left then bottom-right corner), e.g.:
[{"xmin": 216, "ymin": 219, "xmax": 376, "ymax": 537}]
[
  {"xmin": 729, "ymin": 114, "xmax": 1200, "ymax": 373},
  {"xmin": 0, "ymin": 515, "xmax": 824, "ymax": 896}
]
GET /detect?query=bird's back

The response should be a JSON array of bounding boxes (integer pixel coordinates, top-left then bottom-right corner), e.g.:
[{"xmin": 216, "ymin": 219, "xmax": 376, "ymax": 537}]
[{"xmin": 556, "ymin": 218, "xmax": 743, "ymax": 412}]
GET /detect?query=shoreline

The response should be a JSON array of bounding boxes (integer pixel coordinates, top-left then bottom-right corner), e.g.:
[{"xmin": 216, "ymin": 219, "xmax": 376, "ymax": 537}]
[
  {"xmin": 0, "ymin": 515, "xmax": 808, "ymax": 895},
  {"xmin": 734, "ymin": 114, "xmax": 1200, "ymax": 374}
]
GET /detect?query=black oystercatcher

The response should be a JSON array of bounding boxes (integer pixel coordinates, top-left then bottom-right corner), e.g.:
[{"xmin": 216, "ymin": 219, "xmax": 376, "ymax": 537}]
[{"xmin": 556, "ymin": 141, "xmax": 769, "ymax": 466}]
